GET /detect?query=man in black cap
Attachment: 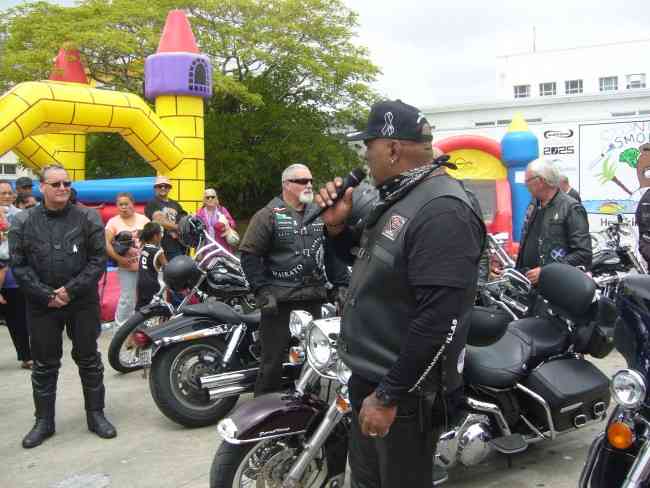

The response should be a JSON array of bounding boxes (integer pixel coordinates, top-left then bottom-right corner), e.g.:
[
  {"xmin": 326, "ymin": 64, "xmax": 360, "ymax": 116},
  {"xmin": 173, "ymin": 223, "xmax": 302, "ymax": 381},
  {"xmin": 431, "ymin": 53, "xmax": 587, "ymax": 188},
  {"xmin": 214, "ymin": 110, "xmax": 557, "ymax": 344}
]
[
  {"xmin": 15, "ymin": 176, "xmax": 34, "ymax": 199},
  {"xmin": 315, "ymin": 100, "xmax": 485, "ymax": 487}
]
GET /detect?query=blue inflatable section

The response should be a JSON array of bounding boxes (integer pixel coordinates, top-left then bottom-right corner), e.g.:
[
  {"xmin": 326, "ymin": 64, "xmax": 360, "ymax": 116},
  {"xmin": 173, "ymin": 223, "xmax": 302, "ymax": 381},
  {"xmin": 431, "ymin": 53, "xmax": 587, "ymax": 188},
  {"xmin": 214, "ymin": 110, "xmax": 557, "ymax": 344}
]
[
  {"xmin": 502, "ymin": 131, "xmax": 539, "ymax": 241},
  {"xmin": 31, "ymin": 177, "xmax": 156, "ymax": 203}
]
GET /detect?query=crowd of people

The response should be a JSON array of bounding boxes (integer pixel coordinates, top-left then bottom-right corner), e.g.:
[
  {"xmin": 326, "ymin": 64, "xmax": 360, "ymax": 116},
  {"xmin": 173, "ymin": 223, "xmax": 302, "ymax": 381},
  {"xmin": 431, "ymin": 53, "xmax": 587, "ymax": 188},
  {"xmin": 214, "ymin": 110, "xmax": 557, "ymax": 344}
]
[{"xmin": 0, "ymin": 167, "xmax": 238, "ymax": 448}]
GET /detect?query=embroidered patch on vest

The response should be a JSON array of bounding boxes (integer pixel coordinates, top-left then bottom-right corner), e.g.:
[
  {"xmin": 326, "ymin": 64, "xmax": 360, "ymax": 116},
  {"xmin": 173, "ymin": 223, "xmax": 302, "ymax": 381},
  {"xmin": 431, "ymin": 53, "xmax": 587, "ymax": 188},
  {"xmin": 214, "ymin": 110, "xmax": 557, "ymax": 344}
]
[{"xmin": 381, "ymin": 214, "xmax": 408, "ymax": 240}]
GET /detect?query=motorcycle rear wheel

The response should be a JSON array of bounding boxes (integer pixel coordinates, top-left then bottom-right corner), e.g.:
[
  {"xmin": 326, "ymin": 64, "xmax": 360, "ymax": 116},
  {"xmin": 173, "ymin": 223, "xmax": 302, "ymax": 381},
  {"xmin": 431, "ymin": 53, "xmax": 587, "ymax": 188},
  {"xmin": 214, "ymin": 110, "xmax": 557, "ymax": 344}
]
[
  {"xmin": 149, "ymin": 337, "xmax": 240, "ymax": 428},
  {"xmin": 210, "ymin": 438, "xmax": 329, "ymax": 488},
  {"xmin": 107, "ymin": 311, "xmax": 170, "ymax": 374}
]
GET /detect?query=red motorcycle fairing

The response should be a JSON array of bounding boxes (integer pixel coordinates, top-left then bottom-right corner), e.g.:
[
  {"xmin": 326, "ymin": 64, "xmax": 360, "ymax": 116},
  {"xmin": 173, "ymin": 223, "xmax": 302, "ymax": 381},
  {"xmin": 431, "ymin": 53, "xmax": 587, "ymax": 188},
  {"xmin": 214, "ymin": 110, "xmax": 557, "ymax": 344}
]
[{"xmin": 223, "ymin": 392, "xmax": 326, "ymax": 443}]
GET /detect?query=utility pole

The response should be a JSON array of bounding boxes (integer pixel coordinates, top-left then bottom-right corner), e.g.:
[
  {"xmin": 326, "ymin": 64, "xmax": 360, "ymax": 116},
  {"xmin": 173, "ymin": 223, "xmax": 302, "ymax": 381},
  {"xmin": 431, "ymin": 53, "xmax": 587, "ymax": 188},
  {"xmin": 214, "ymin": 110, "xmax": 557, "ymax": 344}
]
[{"xmin": 533, "ymin": 26, "xmax": 537, "ymax": 52}]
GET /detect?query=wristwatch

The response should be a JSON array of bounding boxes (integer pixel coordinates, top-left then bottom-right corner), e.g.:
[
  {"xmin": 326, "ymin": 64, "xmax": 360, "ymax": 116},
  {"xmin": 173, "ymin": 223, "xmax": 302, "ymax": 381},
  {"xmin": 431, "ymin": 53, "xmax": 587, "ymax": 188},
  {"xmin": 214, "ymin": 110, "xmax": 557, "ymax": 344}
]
[{"xmin": 374, "ymin": 385, "xmax": 398, "ymax": 407}]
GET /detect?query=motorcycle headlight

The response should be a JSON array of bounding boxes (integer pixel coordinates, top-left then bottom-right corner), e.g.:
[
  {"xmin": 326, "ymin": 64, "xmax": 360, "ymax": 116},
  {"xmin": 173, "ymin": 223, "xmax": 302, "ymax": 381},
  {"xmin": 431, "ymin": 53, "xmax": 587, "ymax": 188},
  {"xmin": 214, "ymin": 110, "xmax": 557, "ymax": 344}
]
[
  {"xmin": 611, "ymin": 369, "xmax": 647, "ymax": 409},
  {"xmin": 336, "ymin": 360, "xmax": 352, "ymax": 385},
  {"xmin": 289, "ymin": 310, "xmax": 313, "ymax": 339},
  {"xmin": 307, "ymin": 325, "xmax": 332, "ymax": 369},
  {"xmin": 305, "ymin": 317, "xmax": 340, "ymax": 377}
]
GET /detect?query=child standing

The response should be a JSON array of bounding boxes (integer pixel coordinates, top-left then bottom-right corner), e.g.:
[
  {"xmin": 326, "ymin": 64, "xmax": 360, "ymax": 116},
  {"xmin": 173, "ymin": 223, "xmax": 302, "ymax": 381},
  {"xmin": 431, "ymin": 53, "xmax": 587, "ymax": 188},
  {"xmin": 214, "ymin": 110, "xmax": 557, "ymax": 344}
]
[{"xmin": 136, "ymin": 222, "xmax": 167, "ymax": 309}]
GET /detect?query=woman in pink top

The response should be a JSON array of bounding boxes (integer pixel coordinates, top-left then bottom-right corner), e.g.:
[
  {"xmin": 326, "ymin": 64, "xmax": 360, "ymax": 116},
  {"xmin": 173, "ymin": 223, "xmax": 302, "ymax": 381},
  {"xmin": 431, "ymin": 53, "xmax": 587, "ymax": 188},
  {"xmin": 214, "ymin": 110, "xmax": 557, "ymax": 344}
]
[
  {"xmin": 195, "ymin": 188, "xmax": 237, "ymax": 253},
  {"xmin": 105, "ymin": 192, "xmax": 150, "ymax": 326}
]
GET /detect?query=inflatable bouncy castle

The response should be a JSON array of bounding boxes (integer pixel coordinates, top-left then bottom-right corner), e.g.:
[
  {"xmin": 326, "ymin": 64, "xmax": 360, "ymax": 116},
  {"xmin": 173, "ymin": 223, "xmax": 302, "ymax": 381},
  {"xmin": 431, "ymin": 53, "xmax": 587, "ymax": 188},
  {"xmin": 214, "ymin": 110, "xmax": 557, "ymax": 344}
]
[
  {"xmin": 0, "ymin": 10, "xmax": 212, "ymax": 321},
  {"xmin": 435, "ymin": 115, "xmax": 540, "ymax": 251}
]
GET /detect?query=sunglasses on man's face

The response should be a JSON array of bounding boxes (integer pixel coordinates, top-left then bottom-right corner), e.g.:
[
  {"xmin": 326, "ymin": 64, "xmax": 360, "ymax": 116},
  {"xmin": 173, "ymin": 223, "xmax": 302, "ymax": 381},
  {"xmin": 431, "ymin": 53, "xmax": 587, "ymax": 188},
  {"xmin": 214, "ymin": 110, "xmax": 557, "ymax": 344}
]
[
  {"xmin": 45, "ymin": 180, "xmax": 72, "ymax": 189},
  {"xmin": 287, "ymin": 178, "xmax": 313, "ymax": 185},
  {"xmin": 154, "ymin": 184, "xmax": 172, "ymax": 189}
]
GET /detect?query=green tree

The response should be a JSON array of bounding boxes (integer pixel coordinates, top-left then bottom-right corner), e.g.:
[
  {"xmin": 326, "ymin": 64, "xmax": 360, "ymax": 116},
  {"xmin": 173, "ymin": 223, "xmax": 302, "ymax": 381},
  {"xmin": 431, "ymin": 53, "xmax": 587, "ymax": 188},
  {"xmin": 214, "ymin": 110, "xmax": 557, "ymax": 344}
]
[{"xmin": 0, "ymin": 0, "xmax": 378, "ymax": 216}]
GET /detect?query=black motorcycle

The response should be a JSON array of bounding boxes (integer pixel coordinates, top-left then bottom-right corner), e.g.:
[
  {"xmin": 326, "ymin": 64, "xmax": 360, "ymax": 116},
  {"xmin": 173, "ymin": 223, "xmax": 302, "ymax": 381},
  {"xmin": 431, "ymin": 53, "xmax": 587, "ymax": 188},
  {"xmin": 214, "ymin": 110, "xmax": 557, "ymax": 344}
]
[
  {"xmin": 209, "ymin": 263, "xmax": 617, "ymax": 487},
  {"xmin": 579, "ymin": 274, "xmax": 650, "ymax": 487},
  {"xmin": 107, "ymin": 222, "xmax": 253, "ymax": 374}
]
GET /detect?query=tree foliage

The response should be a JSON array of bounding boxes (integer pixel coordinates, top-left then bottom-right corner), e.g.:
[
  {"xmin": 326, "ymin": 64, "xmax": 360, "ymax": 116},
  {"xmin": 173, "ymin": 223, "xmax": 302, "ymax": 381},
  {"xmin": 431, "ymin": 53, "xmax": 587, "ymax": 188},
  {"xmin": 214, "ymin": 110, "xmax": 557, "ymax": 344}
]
[{"xmin": 0, "ymin": 0, "xmax": 378, "ymax": 216}]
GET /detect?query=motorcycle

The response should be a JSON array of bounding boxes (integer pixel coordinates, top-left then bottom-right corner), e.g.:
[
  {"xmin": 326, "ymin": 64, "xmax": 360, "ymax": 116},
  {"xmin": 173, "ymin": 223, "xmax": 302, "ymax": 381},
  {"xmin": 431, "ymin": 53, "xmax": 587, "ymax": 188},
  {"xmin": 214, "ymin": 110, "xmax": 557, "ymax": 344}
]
[
  {"xmin": 591, "ymin": 215, "xmax": 647, "ymax": 297},
  {"xmin": 210, "ymin": 263, "xmax": 617, "ymax": 487},
  {"xmin": 579, "ymin": 273, "xmax": 650, "ymax": 487},
  {"xmin": 107, "ymin": 224, "xmax": 254, "ymax": 374}
]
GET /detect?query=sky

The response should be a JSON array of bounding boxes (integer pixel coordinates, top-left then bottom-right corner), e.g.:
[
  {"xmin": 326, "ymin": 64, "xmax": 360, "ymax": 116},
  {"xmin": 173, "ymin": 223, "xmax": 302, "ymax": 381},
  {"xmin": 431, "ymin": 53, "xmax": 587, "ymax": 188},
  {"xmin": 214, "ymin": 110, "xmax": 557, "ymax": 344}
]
[
  {"xmin": 2, "ymin": 0, "xmax": 648, "ymax": 108},
  {"xmin": 343, "ymin": 0, "xmax": 650, "ymax": 107}
]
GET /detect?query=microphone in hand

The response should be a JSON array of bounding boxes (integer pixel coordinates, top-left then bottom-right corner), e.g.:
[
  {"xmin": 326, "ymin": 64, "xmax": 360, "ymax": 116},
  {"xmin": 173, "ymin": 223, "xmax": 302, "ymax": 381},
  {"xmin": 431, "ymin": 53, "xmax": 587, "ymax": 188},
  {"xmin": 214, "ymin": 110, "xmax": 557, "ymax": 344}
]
[{"xmin": 305, "ymin": 167, "xmax": 366, "ymax": 227}]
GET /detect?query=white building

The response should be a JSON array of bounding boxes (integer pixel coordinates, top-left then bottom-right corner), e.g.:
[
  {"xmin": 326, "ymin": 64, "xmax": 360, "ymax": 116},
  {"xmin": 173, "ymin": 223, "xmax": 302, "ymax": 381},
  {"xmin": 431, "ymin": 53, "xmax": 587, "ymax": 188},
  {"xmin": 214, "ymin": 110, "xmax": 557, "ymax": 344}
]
[
  {"xmin": 0, "ymin": 151, "xmax": 36, "ymax": 182},
  {"xmin": 423, "ymin": 40, "xmax": 650, "ymax": 230},
  {"xmin": 496, "ymin": 39, "xmax": 650, "ymax": 101}
]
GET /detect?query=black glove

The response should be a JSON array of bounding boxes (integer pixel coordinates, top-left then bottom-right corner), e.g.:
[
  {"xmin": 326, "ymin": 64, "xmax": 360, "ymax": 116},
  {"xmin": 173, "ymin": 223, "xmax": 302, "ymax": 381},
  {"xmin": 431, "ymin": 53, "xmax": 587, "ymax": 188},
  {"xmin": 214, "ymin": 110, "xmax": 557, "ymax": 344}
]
[{"xmin": 255, "ymin": 288, "xmax": 278, "ymax": 316}]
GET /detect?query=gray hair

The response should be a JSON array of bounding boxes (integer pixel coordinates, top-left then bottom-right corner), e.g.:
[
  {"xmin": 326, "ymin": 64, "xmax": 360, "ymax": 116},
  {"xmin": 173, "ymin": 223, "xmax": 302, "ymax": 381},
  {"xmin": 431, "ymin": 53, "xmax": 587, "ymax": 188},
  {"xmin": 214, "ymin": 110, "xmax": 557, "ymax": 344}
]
[
  {"xmin": 281, "ymin": 164, "xmax": 310, "ymax": 184},
  {"xmin": 559, "ymin": 174, "xmax": 569, "ymax": 184},
  {"xmin": 527, "ymin": 159, "xmax": 560, "ymax": 188},
  {"xmin": 40, "ymin": 164, "xmax": 68, "ymax": 183}
]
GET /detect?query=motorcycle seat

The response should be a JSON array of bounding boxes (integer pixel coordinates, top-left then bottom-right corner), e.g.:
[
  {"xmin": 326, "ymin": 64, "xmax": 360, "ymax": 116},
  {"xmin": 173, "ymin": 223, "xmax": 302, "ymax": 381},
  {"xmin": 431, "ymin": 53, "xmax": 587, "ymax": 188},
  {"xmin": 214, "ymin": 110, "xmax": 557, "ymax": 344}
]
[
  {"xmin": 509, "ymin": 317, "xmax": 569, "ymax": 367},
  {"xmin": 465, "ymin": 329, "xmax": 531, "ymax": 388},
  {"xmin": 182, "ymin": 302, "xmax": 261, "ymax": 326},
  {"xmin": 464, "ymin": 318, "xmax": 569, "ymax": 389}
]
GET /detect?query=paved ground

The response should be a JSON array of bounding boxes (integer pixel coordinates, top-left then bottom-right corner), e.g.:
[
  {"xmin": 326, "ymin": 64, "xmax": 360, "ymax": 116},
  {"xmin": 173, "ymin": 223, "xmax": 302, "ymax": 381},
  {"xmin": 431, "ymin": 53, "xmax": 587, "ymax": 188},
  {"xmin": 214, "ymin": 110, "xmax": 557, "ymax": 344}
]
[{"xmin": 0, "ymin": 326, "xmax": 626, "ymax": 488}]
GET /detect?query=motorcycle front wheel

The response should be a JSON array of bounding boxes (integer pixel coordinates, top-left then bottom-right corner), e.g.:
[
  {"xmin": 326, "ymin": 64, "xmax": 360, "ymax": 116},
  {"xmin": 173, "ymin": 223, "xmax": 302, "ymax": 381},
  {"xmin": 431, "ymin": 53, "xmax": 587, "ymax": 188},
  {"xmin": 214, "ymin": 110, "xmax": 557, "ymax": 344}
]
[
  {"xmin": 149, "ymin": 337, "xmax": 240, "ymax": 428},
  {"xmin": 107, "ymin": 310, "xmax": 171, "ymax": 374},
  {"xmin": 210, "ymin": 437, "xmax": 334, "ymax": 488}
]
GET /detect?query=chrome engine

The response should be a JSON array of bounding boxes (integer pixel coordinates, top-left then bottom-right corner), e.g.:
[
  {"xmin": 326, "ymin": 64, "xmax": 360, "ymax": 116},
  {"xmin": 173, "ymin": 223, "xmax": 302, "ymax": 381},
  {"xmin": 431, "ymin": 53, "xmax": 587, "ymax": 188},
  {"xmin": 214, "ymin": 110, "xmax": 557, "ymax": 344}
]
[{"xmin": 436, "ymin": 413, "xmax": 493, "ymax": 469}]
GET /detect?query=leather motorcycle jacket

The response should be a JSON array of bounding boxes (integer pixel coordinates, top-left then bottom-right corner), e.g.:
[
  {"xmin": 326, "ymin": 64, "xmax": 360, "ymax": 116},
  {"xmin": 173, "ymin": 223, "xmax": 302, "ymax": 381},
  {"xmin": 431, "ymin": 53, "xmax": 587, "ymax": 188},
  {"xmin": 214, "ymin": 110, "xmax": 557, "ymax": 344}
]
[
  {"xmin": 516, "ymin": 190, "xmax": 592, "ymax": 270},
  {"xmin": 9, "ymin": 203, "xmax": 107, "ymax": 306},
  {"xmin": 339, "ymin": 174, "xmax": 485, "ymax": 395}
]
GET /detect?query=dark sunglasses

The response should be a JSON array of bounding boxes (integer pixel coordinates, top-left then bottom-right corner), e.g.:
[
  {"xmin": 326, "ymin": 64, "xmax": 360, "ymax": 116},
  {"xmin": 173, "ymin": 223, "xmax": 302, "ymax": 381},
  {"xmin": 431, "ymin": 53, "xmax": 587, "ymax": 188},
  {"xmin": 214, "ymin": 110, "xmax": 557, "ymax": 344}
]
[
  {"xmin": 154, "ymin": 184, "xmax": 172, "ymax": 189},
  {"xmin": 287, "ymin": 178, "xmax": 313, "ymax": 185},
  {"xmin": 46, "ymin": 180, "xmax": 72, "ymax": 189},
  {"xmin": 205, "ymin": 195, "xmax": 217, "ymax": 200}
]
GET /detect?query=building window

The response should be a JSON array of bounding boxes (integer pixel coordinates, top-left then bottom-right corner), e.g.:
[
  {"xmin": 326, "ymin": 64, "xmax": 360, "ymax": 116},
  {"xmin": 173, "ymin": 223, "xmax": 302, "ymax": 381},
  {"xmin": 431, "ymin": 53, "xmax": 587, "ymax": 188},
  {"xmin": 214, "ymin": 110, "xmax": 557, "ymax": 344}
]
[
  {"xmin": 626, "ymin": 74, "xmax": 646, "ymax": 89},
  {"xmin": 539, "ymin": 82, "xmax": 556, "ymax": 96},
  {"xmin": 2, "ymin": 164, "xmax": 16, "ymax": 175},
  {"xmin": 564, "ymin": 79, "xmax": 583, "ymax": 95},
  {"xmin": 599, "ymin": 76, "xmax": 618, "ymax": 91},
  {"xmin": 513, "ymin": 85, "xmax": 530, "ymax": 98}
]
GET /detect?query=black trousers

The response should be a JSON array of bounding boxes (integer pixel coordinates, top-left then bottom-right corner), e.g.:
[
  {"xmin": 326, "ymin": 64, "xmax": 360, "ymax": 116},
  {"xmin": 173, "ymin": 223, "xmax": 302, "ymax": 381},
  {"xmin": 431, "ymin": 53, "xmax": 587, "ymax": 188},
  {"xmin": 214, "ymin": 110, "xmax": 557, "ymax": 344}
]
[
  {"xmin": 348, "ymin": 381, "xmax": 440, "ymax": 488},
  {"xmin": 27, "ymin": 298, "xmax": 106, "ymax": 417},
  {"xmin": 254, "ymin": 299, "xmax": 322, "ymax": 396},
  {"xmin": 1, "ymin": 288, "xmax": 31, "ymax": 361}
]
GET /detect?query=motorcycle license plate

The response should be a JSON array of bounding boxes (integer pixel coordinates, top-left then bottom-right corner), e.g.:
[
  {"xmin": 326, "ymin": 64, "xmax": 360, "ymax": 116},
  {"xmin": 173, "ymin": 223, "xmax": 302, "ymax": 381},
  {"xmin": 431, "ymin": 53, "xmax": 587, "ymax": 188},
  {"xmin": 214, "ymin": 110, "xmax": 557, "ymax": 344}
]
[{"xmin": 138, "ymin": 348, "xmax": 152, "ymax": 367}]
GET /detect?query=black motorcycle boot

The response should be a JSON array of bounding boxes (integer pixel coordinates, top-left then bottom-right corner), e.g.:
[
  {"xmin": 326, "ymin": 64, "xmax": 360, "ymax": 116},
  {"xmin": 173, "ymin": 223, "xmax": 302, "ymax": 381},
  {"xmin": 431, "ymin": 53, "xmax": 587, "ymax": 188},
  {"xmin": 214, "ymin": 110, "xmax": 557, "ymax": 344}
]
[
  {"xmin": 86, "ymin": 410, "xmax": 117, "ymax": 439},
  {"xmin": 78, "ymin": 353, "xmax": 117, "ymax": 439},
  {"xmin": 23, "ymin": 362, "xmax": 58, "ymax": 449}
]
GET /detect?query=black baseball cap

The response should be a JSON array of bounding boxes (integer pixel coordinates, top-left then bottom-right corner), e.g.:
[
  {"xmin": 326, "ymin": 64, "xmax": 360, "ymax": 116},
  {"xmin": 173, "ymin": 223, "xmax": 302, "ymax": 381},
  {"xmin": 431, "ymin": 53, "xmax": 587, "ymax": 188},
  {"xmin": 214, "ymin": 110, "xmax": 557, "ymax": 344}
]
[
  {"xmin": 15, "ymin": 176, "xmax": 33, "ymax": 189},
  {"xmin": 346, "ymin": 100, "xmax": 433, "ymax": 143}
]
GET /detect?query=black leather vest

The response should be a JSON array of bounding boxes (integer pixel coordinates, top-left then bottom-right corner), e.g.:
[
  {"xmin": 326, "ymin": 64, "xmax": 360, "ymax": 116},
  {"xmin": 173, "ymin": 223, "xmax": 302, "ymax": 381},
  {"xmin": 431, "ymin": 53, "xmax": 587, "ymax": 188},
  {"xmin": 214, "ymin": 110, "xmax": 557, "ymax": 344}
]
[
  {"xmin": 339, "ymin": 174, "xmax": 484, "ymax": 394},
  {"xmin": 264, "ymin": 197, "xmax": 327, "ymax": 289}
]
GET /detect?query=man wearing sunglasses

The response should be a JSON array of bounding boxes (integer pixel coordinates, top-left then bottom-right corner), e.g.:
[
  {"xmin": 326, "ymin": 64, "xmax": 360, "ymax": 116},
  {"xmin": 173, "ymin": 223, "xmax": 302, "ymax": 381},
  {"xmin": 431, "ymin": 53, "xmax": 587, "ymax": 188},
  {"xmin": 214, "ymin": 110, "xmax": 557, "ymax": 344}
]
[
  {"xmin": 9, "ymin": 164, "xmax": 116, "ymax": 448},
  {"xmin": 144, "ymin": 176, "xmax": 187, "ymax": 260},
  {"xmin": 240, "ymin": 163, "xmax": 349, "ymax": 396}
]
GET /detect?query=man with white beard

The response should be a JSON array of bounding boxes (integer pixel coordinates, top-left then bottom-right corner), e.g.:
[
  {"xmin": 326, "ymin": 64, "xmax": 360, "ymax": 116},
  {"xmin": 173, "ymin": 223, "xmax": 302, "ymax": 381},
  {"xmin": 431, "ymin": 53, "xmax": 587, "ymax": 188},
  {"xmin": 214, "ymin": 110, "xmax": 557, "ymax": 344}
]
[{"xmin": 240, "ymin": 163, "xmax": 349, "ymax": 395}]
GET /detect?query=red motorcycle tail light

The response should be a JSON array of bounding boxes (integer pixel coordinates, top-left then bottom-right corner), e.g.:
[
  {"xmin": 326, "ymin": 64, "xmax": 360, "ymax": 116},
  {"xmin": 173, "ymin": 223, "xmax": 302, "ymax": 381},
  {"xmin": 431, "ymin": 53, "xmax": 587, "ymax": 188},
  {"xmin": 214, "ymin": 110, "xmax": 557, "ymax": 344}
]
[
  {"xmin": 607, "ymin": 421, "xmax": 635, "ymax": 450},
  {"xmin": 132, "ymin": 330, "xmax": 152, "ymax": 347}
]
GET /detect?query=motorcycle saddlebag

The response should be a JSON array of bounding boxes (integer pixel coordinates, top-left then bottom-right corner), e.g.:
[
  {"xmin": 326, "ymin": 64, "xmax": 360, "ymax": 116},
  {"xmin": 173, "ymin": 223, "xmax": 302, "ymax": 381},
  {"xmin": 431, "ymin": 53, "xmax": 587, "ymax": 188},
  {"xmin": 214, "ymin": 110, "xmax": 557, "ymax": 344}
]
[{"xmin": 521, "ymin": 358, "xmax": 610, "ymax": 432}]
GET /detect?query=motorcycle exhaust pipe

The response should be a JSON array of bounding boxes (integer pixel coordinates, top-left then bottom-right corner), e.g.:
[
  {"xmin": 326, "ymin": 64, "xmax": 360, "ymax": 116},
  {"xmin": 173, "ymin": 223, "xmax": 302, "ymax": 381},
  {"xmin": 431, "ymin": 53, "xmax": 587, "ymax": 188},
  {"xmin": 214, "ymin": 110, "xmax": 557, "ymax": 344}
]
[
  {"xmin": 203, "ymin": 363, "xmax": 300, "ymax": 399},
  {"xmin": 209, "ymin": 384, "xmax": 253, "ymax": 401},
  {"xmin": 200, "ymin": 367, "xmax": 260, "ymax": 390}
]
